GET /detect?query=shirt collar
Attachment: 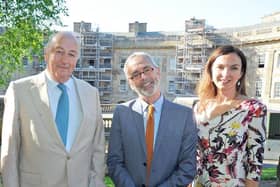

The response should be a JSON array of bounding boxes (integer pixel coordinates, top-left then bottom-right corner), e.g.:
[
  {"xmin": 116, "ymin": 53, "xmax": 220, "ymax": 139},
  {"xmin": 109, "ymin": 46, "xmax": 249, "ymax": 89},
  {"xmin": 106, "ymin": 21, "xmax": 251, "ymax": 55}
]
[
  {"xmin": 44, "ymin": 70, "xmax": 73, "ymax": 90},
  {"xmin": 138, "ymin": 94, "xmax": 164, "ymax": 113}
]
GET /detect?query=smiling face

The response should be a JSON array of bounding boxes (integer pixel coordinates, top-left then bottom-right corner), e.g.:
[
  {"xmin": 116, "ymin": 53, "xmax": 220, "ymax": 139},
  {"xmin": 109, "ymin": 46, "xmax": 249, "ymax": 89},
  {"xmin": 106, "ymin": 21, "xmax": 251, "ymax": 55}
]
[
  {"xmin": 45, "ymin": 32, "xmax": 79, "ymax": 83},
  {"xmin": 211, "ymin": 52, "xmax": 243, "ymax": 94},
  {"xmin": 126, "ymin": 55, "xmax": 161, "ymax": 102}
]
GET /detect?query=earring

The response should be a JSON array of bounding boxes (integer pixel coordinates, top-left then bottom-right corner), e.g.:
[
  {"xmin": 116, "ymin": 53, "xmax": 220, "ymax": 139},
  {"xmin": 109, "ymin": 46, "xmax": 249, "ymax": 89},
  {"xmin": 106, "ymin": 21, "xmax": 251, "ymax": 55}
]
[{"xmin": 237, "ymin": 80, "xmax": 241, "ymax": 87}]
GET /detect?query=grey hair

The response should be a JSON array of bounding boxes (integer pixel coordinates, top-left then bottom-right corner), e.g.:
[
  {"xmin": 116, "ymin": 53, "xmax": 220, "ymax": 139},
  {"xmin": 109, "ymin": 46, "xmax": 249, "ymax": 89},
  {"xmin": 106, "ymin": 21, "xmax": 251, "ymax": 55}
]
[
  {"xmin": 44, "ymin": 31, "xmax": 81, "ymax": 57},
  {"xmin": 123, "ymin": 52, "xmax": 158, "ymax": 78}
]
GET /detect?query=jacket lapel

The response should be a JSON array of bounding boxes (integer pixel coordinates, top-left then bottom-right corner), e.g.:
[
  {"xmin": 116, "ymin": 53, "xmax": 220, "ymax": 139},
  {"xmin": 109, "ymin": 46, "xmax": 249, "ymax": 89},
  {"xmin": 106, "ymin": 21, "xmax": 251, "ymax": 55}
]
[
  {"xmin": 29, "ymin": 72, "xmax": 63, "ymax": 146},
  {"xmin": 68, "ymin": 77, "xmax": 85, "ymax": 153},
  {"xmin": 154, "ymin": 98, "xmax": 170, "ymax": 154},
  {"xmin": 131, "ymin": 100, "xmax": 146, "ymax": 154}
]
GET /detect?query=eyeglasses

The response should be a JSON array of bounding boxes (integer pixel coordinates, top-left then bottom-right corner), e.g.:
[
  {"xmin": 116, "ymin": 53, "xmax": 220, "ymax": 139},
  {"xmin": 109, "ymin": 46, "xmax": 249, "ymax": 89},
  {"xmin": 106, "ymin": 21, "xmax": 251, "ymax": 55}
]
[{"xmin": 129, "ymin": 67, "xmax": 154, "ymax": 80}]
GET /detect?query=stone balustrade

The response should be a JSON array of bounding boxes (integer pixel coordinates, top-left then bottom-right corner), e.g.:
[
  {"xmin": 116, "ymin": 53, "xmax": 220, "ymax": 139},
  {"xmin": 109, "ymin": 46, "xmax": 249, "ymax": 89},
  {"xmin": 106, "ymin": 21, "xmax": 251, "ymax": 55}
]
[{"xmin": 101, "ymin": 104, "xmax": 116, "ymax": 113}]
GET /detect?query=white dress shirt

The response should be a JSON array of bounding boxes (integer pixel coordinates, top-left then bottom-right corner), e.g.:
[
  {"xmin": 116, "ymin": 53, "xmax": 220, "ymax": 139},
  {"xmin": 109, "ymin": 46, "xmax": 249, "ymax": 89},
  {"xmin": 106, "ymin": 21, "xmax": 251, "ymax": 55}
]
[{"xmin": 45, "ymin": 71, "xmax": 82, "ymax": 152}]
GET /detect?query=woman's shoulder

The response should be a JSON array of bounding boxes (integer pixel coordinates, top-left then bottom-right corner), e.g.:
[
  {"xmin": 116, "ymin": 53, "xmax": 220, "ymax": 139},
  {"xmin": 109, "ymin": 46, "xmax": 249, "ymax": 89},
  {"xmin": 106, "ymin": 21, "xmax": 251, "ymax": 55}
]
[
  {"xmin": 240, "ymin": 97, "xmax": 267, "ymax": 116},
  {"xmin": 241, "ymin": 97, "xmax": 266, "ymax": 107}
]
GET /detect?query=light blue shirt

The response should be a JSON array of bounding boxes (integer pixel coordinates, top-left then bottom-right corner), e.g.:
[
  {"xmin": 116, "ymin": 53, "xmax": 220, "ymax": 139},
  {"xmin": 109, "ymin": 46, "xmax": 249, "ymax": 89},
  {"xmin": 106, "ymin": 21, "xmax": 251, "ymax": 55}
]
[
  {"xmin": 45, "ymin": 71, "xmax": 82, "ymax": 152},
  {"xmin": 139, "ymin": 95, "xmax": 163, "ymax": 147}
]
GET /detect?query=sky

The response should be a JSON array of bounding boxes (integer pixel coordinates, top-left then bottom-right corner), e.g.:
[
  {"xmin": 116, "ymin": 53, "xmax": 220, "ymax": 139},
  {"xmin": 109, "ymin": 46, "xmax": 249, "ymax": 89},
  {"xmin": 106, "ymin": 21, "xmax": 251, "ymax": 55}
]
[{"xmin": 57, "ymin": 0, "xmax": 280, "ymax": 32}]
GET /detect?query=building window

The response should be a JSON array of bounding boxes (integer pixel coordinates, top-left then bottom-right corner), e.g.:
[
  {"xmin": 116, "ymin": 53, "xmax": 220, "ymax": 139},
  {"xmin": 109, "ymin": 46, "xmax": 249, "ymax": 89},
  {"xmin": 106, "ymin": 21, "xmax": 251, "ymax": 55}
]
[
  {"xmin": 191, "ymin": 72, "xmax": 200, "ymax": 81},
  {"xmin": 257, "ymin": 53, "xmax": 265, "ymax": 68},
  {"xmin": 268, "ymin": 113, "xmax": 280, "ymax": 139},
  {"xmin": 119, "ymin": 79, "xmax": 127, "ymax": 92},
  {"xmin": 255, "ymin": 79, "xmax": 262, "ymax": 97},
  {"xmin": 120, "ymin": 58, "xmax": 126, "ymax": 69},
  {"xmin": 169, "ymin": 57, "xmax": 176, "ymax": 71},
  {"xmin": 274, "ymin": 82, "xmax": 280, "ymax": 97},
  {"xmin": 89, "ymin": 59, "xmax": 95, "ymax": 67},
  {"xmin": 168, "ymin": 80, "xmax": 175, "ymax": 93}
]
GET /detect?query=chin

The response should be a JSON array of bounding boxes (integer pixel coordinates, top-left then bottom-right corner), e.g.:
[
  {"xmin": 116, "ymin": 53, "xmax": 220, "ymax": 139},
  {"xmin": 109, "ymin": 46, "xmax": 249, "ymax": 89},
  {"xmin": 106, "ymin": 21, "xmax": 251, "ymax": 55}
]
[{"xmin": 57, "ymin": 76, "xmax": 71, "ymax": 83}]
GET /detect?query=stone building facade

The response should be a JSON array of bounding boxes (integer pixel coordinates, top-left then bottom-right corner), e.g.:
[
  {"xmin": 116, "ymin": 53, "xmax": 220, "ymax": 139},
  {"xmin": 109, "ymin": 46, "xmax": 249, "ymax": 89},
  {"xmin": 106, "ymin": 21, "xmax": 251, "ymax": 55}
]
[
  {"xmin": 1, "ymin": 13, "xmax": 280, "ymax": 157},
  {"xmin": 72, "ymin": 13, "xmax": 280, "ymax": 159}
]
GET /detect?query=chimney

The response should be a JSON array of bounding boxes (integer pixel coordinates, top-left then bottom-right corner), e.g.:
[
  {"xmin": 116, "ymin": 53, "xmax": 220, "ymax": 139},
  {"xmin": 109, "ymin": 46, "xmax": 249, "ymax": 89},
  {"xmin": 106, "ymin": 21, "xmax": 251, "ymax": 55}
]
[{"xmin": 129, "ymin": 21, "xmax": 147, "ymax": 33}]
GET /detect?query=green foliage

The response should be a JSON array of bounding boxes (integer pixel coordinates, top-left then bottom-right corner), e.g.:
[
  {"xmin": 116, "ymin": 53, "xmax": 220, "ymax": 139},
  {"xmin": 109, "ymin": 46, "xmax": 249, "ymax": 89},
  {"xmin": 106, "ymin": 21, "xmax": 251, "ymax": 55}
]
[
  {"xmin": 261, "ymin": 167, "xmax": 277, "ymax": 180},
  {"xmin": 105, "ymin": 176, "xmax": 115, "ymax": 187},
  {"xmin": 0, "ymin": 0, "xmax": 68, "ymax": 87}
]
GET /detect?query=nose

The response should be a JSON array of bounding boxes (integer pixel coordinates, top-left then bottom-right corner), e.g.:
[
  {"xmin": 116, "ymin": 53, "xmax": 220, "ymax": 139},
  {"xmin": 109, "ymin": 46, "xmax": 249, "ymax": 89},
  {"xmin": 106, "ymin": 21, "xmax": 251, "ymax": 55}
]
[
  {"xmin": 61, "ymin": 53, "xmax": 69, "ymax": 63},
  {"xmin": 140, "ymin": 72, "xmax": 145, "ymax": 78},
  {"xmin": 139, "ymin": 71, "xmax": 149, "ymax": 80},
  {"xmin": 222, "ymin": 68, "xmax": 230, "ymax": 76}
]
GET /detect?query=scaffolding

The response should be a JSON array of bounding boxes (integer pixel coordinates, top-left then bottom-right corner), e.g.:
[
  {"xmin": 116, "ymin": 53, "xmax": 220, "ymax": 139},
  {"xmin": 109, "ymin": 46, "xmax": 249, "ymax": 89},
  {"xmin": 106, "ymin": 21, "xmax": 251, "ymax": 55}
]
[
  {"xmin": 175, "ymin": 18, "xmax": 212, "ymax": 96},
  {"xmin": 73, "ymin": 22, "xmax": 113, "ymax": 104}
]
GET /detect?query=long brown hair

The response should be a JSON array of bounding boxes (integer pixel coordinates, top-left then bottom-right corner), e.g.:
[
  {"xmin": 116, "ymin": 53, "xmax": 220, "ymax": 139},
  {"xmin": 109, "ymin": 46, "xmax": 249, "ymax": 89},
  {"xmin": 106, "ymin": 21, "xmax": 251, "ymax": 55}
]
[{"xmin": 196, "ymin": 45, "xmax": 247, "ymax": 110}]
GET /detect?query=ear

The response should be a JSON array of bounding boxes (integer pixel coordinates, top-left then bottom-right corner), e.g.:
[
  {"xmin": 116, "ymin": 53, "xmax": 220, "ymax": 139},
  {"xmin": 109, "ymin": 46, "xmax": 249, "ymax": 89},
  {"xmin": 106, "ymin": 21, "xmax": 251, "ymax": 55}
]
[
  {"xmin": 128, "ymin": 78, "xmax": 134, "ymax": 87},
  {"xmin": 239, "ymin": 71, "xmax": 244, "ymax": 80},
  {"xmin": 156, "ymin": 67, "xmax": 160, "ymax": 76},
  {"xmin": 44, "ymin": 54, "xmax": 48, "ymax": 62}
]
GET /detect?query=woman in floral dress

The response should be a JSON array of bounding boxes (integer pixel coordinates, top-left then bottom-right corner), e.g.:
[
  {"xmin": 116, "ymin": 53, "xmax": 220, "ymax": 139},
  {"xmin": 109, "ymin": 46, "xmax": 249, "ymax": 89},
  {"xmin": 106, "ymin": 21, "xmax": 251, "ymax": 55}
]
[{"xmin": 193, "ymin": 45, "xmax": 267, "ymax": 187}]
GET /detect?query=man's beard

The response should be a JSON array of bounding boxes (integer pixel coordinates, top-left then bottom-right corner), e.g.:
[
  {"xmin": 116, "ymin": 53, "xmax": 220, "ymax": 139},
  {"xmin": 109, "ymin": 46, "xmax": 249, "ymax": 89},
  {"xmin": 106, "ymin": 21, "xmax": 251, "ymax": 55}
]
[{"xmin": 131, "ymin": 77, "xmax": 160, "ymax": 97}]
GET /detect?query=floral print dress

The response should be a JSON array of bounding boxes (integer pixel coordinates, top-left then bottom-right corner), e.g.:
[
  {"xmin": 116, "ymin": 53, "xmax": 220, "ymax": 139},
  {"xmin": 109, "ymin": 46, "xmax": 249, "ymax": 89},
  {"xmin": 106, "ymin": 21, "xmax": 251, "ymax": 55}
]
[{"xmin": 193, "ymin": 99, "xmax": 267, "ymax": 187}]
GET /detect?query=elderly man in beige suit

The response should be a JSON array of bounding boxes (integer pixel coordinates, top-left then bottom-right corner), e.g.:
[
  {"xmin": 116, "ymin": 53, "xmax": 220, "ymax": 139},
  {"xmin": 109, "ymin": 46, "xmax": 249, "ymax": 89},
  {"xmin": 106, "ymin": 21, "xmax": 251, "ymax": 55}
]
[{"xmin": 0, "ymin": 31, "xmax": 106, "ymax": 187}]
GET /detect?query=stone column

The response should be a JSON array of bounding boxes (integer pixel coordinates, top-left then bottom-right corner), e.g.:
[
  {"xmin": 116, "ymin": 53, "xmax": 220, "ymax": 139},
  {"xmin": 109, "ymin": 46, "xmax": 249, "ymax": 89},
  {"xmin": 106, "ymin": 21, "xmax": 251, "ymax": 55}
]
[{"xmin": 262, "ymin": 50, "xmax": 275, "ymax": 99}]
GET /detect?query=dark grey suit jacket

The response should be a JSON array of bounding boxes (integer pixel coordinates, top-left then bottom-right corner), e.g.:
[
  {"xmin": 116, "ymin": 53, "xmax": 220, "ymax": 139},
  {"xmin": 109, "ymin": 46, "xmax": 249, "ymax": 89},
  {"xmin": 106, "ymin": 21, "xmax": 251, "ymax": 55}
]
[{"xmin": 107, "ymin": 98, "xmax": 197, "ymax": 187}]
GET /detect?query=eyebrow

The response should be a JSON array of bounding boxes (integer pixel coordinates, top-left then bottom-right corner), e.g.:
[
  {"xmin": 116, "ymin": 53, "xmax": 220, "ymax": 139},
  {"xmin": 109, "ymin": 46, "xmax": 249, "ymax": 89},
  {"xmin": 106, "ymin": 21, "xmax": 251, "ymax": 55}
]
[
  {"xmin": 69, "ymin": 50, "xmax": 78, "ymax": 54},
  {"xmin": 54, "ymin": 46, "xmax": 78, "ymax": 54},
  {"xmin": 131, "ymin": 66, "xmax": 152, "ymax": 74},
  {"xmin": 231, "ymin": 63, "xmax": 241, "ymax": 66},
  {"xmin": 215, "ymin": 62, "xmax": 241, "ymax": 66}
]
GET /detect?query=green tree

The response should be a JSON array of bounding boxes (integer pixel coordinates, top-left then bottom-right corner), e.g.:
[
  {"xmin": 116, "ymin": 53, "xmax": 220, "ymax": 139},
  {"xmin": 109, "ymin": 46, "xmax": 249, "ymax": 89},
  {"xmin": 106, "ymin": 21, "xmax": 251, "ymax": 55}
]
[{"xmin": 0, "ymin": 0, "xmax": 68, "ymax": 87}]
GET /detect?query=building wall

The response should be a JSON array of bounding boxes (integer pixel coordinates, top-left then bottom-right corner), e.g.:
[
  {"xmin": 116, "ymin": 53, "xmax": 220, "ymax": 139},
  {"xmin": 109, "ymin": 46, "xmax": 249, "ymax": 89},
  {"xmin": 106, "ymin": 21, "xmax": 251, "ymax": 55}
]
[{"xmin": 2, "ymin": 17, "xmax": 280, "ymax": 107}]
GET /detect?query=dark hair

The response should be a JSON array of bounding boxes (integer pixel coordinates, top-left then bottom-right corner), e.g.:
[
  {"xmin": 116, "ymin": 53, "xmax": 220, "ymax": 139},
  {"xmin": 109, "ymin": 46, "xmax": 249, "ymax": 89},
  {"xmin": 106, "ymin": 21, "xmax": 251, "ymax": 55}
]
[{"xmin": 196, "ymin": 45, "xmax": 247, "ymax": 106}]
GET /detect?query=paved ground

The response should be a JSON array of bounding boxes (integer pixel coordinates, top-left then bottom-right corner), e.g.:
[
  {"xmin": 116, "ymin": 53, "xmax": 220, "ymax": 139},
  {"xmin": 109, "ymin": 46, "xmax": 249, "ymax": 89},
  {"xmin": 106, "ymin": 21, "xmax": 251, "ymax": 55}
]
[{"xmin": 260, "ymin": 180, "xmax": 278, "ymax": 187}]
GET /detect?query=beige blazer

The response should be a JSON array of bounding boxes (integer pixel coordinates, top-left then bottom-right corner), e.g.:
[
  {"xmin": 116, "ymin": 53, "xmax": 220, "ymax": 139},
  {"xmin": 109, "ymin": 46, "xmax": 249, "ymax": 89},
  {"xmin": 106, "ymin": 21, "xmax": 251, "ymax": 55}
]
[{"xmin": 0, "ymin": 71, "xmax": 106, "ymax": 187}]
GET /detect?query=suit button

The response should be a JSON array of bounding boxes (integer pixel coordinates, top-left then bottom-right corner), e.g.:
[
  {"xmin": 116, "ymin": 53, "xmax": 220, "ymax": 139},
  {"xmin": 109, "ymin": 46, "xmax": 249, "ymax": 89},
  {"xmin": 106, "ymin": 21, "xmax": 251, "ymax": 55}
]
[
  {"xmin": 143, "ymin": 162, "xmax": 147, "ymax": 166},
  {"xmin": 141, "ymin": 184, "xmax": 146, "ymax": 187}
]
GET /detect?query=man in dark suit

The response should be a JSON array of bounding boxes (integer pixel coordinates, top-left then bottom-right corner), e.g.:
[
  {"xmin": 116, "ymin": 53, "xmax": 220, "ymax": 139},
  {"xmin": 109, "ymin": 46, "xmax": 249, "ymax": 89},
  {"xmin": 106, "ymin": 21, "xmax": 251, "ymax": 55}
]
[{"xmin": 107, "ymin": 52, "xmax": 197, "ymax": 187}]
